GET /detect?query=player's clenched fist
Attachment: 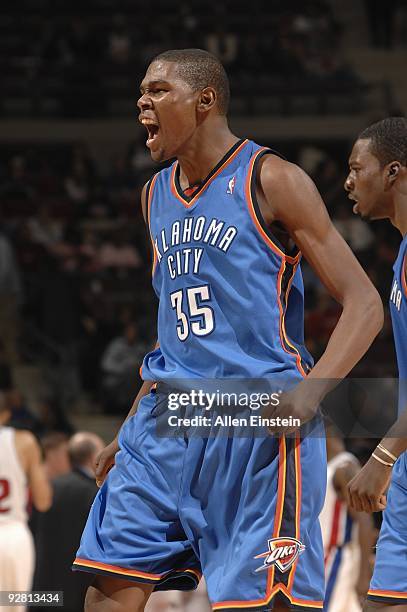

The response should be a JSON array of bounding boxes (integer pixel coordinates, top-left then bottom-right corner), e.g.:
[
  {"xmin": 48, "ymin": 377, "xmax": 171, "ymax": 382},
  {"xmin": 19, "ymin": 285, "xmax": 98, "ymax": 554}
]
[{"xmin": 347, "ymin": 456, "xmax": 391, "ymax": 513}]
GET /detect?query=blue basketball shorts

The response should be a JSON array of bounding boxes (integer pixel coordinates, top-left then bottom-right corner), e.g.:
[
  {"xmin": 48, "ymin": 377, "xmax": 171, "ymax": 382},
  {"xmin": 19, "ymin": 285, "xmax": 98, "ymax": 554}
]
[
  {"xmin": 73, "ymin": 390, "xmax": 326, "ymax": 611},
  {"xmin": 368, "ymin": 452, "xmax": 407, "ymax": 606}
]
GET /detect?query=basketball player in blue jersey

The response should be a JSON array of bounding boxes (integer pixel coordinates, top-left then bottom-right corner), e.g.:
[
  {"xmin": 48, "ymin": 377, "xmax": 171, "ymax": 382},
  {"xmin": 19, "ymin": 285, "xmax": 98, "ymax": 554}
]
[
  {"xmin": 345, "ymin": 117, "xmax": 407, "ymax": 612},
  {"xmin": 73, "ymin": 49, "xmax": 383, "ymax": 612}
]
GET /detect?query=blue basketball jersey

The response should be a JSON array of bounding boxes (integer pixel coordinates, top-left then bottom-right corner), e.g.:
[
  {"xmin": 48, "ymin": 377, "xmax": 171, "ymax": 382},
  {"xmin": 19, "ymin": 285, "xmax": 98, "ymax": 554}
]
[
  {"xmin": 141, "ymin": 139, "xmax": 313, "ymax": 381},
  {"xmin": 389, "ymin": 234, "xmax": 407, "ymax": 415}
]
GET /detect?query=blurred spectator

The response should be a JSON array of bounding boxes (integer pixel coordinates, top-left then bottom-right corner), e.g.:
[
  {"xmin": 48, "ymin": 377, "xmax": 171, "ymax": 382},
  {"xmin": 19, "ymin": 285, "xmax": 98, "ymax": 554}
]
[
  {"xmin": 206, "ymin": 24, "xmax": 238, "ymax": 67},
  {"xmin": 98, "ymin": 229, "xmax": 142, "ymax": 269},
  {"xmin": 35, "ymin": 396, "xmax": 74, "ymax": 436},
  {"xmin": 0, "ymin": 230, "xmax": 23, "ymax": 364},
  {"xmin": 100, "ymin": 322, "xmax": 146, "ymax": 413},
  {"xmin": 107, "ymin": 14, "xmax": 132, "ymax": 65},
  {"xmin": 7, "ymin": 389, "xmax": 43, "ymax": 435},
  {"xmin": 0, "ymin": 391, "xmax": 52, "ymax": 610},
  {"xmin": 321, "ymin": 436, "xmax": 374, "ymax": 611},
  {"xmin": 64, "ymin": 160, "xmax": 92, "ymax": 207},
  {"xmin": 31, "ymin": 432, "xmax": 104, "ymax": 612},
  {"xmin": 106, "ymin": 155, "xmax": 139, "ymax": 203},
  {"xmin": 0, "ymin": 156, "xmax": 35, "ymax": 201},
  {"xmin": 333, "ymin": 204, "xmax": 375, "ymax": 254},
  {"xmin": 28, "ymin": 205, "xmax": 64, "ymax": 248},
  {"xmin": 40, "ymin": 432, "xmax": 71, "ymax": 480}
]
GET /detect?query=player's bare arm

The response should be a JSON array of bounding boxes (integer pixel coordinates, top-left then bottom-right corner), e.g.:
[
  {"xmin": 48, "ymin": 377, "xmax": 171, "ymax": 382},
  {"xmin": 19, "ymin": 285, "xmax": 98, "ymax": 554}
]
[
  {"xmin": 95, "ymin": 182, "xmax": 155, "ymax": 487},
  {"xmin": 16, "ymin": 430, "xmax": 52, "ymax": 512},
  {"xmin": 257, "ymin": 156, "xmax": 384, "ymax": 422},
  {"xmin": 348, "ymin": 409, "xmax": 407, "ymax": 514}
]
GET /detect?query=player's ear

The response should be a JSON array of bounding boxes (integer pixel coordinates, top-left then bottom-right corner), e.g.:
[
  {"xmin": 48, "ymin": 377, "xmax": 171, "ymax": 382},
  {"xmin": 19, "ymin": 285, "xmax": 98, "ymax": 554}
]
[
  {"xmin": 197, "ymin": 87, "xmax": 217, "ymax": 113},
  {"xmin": 385, "ymin": 161, "xmax": 401, "ymax": 187}
]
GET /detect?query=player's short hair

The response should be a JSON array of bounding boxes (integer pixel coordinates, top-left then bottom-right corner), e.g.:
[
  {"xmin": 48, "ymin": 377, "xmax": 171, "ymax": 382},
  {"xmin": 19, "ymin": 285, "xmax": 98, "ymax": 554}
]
[
  {"xmin": 152, "ymin": 48, "xmax": 230, "ymax": 115},
  {"xmin": 359, "ymin": 117, "xmax": 407, "ymax": 167}
]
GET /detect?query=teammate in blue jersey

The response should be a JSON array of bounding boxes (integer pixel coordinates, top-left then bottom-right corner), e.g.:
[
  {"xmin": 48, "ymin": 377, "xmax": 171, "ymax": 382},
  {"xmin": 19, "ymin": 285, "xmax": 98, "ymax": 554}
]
[
  {"xmin": 345, "ymin": 117, "xmax": 407, "ymax": 612},
  {"xmin": 73, "ymin": 50, "xmax": 383, "ymax": 612}
]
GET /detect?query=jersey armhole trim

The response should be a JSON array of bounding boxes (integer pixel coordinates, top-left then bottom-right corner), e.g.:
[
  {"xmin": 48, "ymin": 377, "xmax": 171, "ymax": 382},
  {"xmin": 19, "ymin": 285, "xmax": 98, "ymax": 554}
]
[
  {"xmin": 402, "ymin": 252, "xmax": 407, "ymax": 298},
  {"xmin": 146, "ymin": 173, "xmax": 159, "ymax": 276},
  {"xmin": 245, "ymin": 148, "xmax": 301, "ymax": 264}
]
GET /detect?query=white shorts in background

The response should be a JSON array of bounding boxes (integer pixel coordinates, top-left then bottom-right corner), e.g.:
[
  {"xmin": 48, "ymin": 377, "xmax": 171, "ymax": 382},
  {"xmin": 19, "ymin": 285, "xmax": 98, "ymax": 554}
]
[{"xmin": 0, "ymin": 521, "xmax": 35, "ymax": 612}]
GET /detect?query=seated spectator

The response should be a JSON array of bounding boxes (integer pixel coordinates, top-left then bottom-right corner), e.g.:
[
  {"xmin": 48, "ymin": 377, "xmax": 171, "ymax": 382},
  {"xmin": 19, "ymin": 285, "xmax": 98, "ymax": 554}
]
[
  {"xmin": 64, "ymin": 159, "xmax": 92, "ymax": 207},
  {"xmin": 28, "ymin": 205, "xmax": 64, "ymax": 248},
  {"xmin": 100, "ymin": 322, "xmax": 146, "ymax": 413},
  {"xmin": 107, "ymin": 14, "xmax": 132, "ymax": 64},
  {"xmin": 98, "ymin": 229, "xmax": 142, "ymax": 269}
]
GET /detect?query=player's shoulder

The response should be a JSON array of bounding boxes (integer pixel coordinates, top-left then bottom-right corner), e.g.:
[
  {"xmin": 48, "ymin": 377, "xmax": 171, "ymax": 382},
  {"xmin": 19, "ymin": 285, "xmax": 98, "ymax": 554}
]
[
  {"xmin": 258, "ymin": 154, "xmax": 311, "ymax": 192},
  {"xmin": 14, "ymin": 429, "xmax": 40, "ymax": 454}
]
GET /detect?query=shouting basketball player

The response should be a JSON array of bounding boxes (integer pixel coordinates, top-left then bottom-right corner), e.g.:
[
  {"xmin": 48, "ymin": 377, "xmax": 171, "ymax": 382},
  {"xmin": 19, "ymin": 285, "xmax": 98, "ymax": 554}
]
[
  {"xmin": 346, "ymin": 117, "xmax": 407, "ymax": 612},
  {"xmin": 73, "ymin": 50, "xmax": 383, "ymax": 612}
]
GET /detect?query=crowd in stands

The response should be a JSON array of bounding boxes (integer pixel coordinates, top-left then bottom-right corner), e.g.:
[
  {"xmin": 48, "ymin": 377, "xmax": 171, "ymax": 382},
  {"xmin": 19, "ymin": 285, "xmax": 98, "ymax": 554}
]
[{"xmin": 0, "ymin": 0, "xmax": 372, "ymax": 118}]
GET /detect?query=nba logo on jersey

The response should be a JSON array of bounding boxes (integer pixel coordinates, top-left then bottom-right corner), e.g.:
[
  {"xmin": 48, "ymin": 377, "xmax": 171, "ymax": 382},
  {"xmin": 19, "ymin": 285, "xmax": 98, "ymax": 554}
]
[
  {"xmin": 226, "ymin": 176, "xmax": 236, "ymax": 194},
  {"xmin": 254, "ymin": 537, "xmax": 306, "ymax": 573}
]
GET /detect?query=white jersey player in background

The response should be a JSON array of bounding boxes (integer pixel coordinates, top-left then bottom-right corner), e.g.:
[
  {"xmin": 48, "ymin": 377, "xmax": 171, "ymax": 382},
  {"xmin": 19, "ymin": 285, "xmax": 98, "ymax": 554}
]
[
  {"xmin": 0, "ymin": 391, "xmax": 52, "ymax": 612},
  {"xmin": 320, "ymin": 436, "xmax": 375, "ymax": 612}
]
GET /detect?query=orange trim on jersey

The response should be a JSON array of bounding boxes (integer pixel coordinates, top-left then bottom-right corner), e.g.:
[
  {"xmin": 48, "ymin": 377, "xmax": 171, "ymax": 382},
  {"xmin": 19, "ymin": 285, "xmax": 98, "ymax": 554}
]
[
  {"xmin": 368, "ymin": 589, "xmax": 407, "ymax": 598},
  {"xmin": 244, "ymin": 148, "xmax": 300, "ymax": 264},
  {"xmin": 212, "ymin": 583, "xmax": 323, "ymax": 610},
  {"xmin": 402, "ymin": 253, "xmax": 407, "ymax": 298},
  {"xmin": 212, "ymin": 439, "xmax": 290, "ymax": 610},
  {"xmin": 147, "ymin": 173, "xmax": 159, "ymax": 276},
  {"xmin": 73, "ymin": 558, "xmax": 201, "ymax": 583},
  {"xmin": 266, "ymin": 435, "xmax": 287, "ymax": 594},
  {"xmin": 287, "ymin": 434, "xmax": 302, "ymax": 593},
  {"xmin": 277, "ymin": 259, "xmax": 308, "ymax": 378},
  {"xmin": 73, "ymin": 558, "xmax": 163, "ymax": 580},
  {"xmin": 244, "ymin": 148, "xmax": 306, "ymax": 378},
  {"xmin": 170, "ymin": 139, "xmax": 249, "ymax": 208}
]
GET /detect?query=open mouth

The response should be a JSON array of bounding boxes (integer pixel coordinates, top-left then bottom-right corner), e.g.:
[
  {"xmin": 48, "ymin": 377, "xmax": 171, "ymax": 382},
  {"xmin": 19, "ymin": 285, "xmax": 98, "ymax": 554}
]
[
  {"xmin": 348, "ymin": 193, "xmax": 359, "ymax": 213},
  {"xmin": 141, "ymin": 120, "xmax": 160, "ymax": 148}
]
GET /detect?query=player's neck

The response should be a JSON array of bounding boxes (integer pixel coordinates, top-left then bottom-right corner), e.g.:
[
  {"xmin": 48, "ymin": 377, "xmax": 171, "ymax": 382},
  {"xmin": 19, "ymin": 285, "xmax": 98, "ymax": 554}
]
[{"xmin": 177, "ymin": 119, "xmax": 239, "ymax": 189}]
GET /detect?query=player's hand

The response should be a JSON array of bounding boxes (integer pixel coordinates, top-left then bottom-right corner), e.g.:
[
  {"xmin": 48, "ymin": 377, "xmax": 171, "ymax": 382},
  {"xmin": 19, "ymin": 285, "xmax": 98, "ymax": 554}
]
[
  {"xmin": 347, "ymin": 456, "xmax": 391, "ymax": 513},
  {"xmin": 95, "ymin": 438, "xmax": 119, "ymax": 487},
  {"xmin": 264, "ymin": 385, "xmax": 318, "ymax": 435}
]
